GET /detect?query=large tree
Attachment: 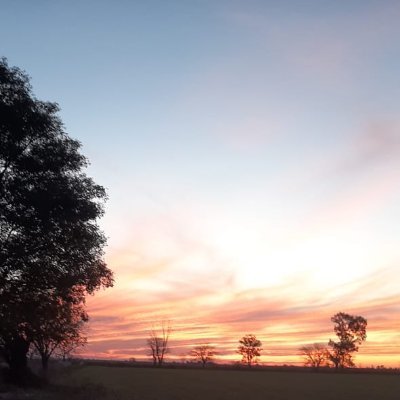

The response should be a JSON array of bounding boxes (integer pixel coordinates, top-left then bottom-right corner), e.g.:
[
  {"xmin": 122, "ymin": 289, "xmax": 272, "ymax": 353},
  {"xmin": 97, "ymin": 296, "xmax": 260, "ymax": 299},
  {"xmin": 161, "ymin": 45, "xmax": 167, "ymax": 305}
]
[
  {"xmin": 0, "ymin": 58, "xmax": 113, "ymax": 384},
  {"xmin": 237, "ymin": 334, "xmax": 262, "ymax": 367},
  {"xmin": 327, "ymin": 312, "xmax": 367, "ymax": 369}
]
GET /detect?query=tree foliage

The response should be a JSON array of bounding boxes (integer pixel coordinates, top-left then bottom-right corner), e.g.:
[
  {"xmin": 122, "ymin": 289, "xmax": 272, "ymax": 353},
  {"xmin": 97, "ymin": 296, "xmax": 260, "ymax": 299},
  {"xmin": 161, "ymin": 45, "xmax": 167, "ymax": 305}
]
[
  {"xmin": 327, "ymin": 312, "xmax": 367, "ymax": 369},
  {"xmin": 237, "ymin": 334, "xmax": 262, "ymax": 367},
  {"xmin": 190, "ymin": 344, "xmax": 216, "ymax": 367},
  {"xmin": 0, "ymin": 58, "xmax": 113, "ymax": 383}
]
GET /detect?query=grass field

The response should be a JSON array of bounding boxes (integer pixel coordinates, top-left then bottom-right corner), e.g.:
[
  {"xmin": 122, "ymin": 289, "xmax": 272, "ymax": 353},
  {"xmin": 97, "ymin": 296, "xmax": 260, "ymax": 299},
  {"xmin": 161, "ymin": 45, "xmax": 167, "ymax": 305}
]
[{"xmin": 50, "ymin": 365, "xmax": 400, "ymax": 400}]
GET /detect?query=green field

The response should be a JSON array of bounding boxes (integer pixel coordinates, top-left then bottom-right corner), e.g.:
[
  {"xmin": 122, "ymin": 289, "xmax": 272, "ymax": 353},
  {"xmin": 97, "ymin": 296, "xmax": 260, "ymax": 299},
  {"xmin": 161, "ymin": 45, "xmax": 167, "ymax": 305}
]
[{"xmin": 52, "ymin": 366, "xmax": 400, "ymax": 400}]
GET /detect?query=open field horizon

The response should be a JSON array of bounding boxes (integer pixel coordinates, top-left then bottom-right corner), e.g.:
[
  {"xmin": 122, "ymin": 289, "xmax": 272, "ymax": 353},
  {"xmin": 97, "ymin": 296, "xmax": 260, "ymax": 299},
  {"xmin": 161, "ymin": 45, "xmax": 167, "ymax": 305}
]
[
  {"xmin": 2, "ymin": 0, "xmax": 400, "ymax": 373},
  {"xmin": 50, "ymin": 365, "xmax": 400, "ymax": 400}
]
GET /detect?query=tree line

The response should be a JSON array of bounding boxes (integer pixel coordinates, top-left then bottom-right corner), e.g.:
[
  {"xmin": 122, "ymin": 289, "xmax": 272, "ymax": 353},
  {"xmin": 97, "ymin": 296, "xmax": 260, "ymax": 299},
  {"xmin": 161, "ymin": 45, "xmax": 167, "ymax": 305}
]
[{"xmin": 148, "ymin": 312, "xmax": 367, "ymax": 369}]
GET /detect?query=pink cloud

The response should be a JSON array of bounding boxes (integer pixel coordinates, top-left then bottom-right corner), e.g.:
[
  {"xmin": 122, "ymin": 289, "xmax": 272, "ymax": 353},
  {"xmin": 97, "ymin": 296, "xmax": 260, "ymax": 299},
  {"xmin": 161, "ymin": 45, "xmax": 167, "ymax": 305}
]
[{"xmin": 84, "ymin": 264, "xmax": 400, "ymax": 366}]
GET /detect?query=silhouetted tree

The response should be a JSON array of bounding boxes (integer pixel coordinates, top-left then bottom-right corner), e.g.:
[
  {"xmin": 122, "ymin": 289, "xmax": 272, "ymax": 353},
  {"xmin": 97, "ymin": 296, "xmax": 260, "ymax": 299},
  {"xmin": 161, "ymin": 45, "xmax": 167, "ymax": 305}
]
[
  {"xmin": 237, "ymin": 334, "xmax": 262, "ymax": 367},
  {"xmin": 327, "ymin": 312, "xmax": 367, "ymax": 369},
  {"xmin": 299, "ymin": 343, "xmax": 328, "ymax": 370},
  {"xmin": 190, "ymin": 344, "xmax": 216, "ymax": 367},
  {"xmin": 147, "ymin": 321, "xmax": 171, "ymax": 366},
  {"xmin": 0, "ymin": 58, "xmax": 113, "ymax": 384},
  {"xmin": 30, "ymin": 287, "xmax": 87, "ymax": 372},
  {"xmin": 55, "ymin": 330, "xmax": 87, "ymax": 362}
]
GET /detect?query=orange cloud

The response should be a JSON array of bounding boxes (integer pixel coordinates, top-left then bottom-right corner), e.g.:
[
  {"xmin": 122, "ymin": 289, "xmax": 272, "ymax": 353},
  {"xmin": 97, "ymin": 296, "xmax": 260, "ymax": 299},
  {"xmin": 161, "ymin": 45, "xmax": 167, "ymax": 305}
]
[{"xmin": 83, "ymin": 263, "xmax": 400, "ymax": 366}]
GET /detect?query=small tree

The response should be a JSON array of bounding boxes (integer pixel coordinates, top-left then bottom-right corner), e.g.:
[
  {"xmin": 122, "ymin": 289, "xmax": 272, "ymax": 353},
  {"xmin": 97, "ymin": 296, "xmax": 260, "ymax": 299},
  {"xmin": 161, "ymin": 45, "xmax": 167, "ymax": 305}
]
[
  {"xmin": 237, "ymin": 334, "xmax": 262, "ymax": 367},
  {"xmin": 190, "ymin": 344, "xmax": 216, "ymax": 367},
  {"xmin": 56, "ymin": 333, "xmax": 86, "ymax": 362},
  {"xmin": 30, "ymin": 289, "xmax": 87, "ymax": 372},
  {"xmin": 299, "ymin": 343, "xmax": 328, "ymax": 370},
  {"xmin": 147, "ymin": 321, "xmax": 171, "ymax": 367},
  {"xmin": 327, "ymin": 312, "xmax": 367, "ymax": 369}
]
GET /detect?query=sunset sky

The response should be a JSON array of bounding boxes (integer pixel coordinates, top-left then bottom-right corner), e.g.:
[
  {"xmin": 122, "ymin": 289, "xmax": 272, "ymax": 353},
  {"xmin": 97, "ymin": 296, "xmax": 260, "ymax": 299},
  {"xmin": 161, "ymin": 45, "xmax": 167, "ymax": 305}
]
[{"xmin": 2, "ymin": 0, "xmax": 400, "ymax": 366}]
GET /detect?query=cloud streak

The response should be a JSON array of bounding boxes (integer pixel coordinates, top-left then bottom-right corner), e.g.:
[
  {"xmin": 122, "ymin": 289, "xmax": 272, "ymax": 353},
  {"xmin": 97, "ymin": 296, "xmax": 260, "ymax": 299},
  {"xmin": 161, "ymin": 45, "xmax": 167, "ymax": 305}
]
[{"xmin": 83, "ymin": 260, "xmax": 400, "ymax": 366}]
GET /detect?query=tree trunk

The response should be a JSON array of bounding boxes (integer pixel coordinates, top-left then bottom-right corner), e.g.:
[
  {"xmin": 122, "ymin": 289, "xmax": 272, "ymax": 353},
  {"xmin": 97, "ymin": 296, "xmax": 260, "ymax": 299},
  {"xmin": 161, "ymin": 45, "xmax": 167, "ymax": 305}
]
[
  {"xmin": 41, "ymin": 355, "xmax": 49, "ymax": 372},
  {"xmin": 39, "ymin": 354, "xmax": 50, "ymax": 382},
  {"xmin": 247, "ymin": 356, "xmax": 252, "ymax": 368},
  {"xmin": 8, "ymin": 335, "xmax": 31, "ymax": 385}
]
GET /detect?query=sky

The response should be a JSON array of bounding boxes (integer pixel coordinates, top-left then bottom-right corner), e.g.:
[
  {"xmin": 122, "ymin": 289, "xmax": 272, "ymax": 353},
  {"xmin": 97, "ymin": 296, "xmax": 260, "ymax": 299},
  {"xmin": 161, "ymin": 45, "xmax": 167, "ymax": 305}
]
[{"xmin": 1, "ymin": 0, "xmax": 400, "ymax": 366}]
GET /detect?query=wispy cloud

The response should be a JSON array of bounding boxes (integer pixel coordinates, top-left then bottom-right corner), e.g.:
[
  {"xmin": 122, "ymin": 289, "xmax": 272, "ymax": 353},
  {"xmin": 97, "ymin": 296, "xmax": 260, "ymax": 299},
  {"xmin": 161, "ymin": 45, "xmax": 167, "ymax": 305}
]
[
  {"xmin": 84, "ymin": 261, "xmax": 400, "ymax": 365},
  {"xmin": 226, "ymin": 2, "xmax": 400, "ymax": 87}
]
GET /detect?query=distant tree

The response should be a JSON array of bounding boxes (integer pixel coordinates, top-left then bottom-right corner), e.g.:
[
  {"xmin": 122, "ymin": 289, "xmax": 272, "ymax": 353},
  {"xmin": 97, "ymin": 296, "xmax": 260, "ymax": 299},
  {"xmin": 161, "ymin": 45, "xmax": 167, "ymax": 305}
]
[
  {"xmin": 147, "ymin": 321, "xmax": 171, "ymax": 367},
  {"xmin": 237, "ymin": 334, "xmax": 262, "ymax": 367},
  {"xmin": 190, "ymin": 344, "xmax": 216, "ymax": 367},
  {"xmin": 299, "ymin": 343, "xmax": 328, "ymax": 370},
  {"xmin": 327, "ymin": 312, "xmax": 367, "ymax": 369},
  {"xmin": 55, "ymin": 331, "xmax": 87, "ymax": 362},
  {"xmin": 0, "ymin": 58, "xmax": 113, "ymax": 384}
]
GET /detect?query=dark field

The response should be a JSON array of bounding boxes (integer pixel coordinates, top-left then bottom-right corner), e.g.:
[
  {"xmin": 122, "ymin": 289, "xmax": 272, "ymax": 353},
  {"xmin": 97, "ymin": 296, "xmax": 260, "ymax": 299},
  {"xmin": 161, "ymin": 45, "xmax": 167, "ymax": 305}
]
[{"xmin": 47, "ymin": 366, "xmax": 400, "ymax": 400}]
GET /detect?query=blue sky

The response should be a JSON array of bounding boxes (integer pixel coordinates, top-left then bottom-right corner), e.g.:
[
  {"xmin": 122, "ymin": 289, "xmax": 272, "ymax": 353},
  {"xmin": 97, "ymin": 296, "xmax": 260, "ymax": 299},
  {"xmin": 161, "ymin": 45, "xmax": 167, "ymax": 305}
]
[{"xmin": 2, "ymin": 0, "xmax": 400, "ymax": 365}]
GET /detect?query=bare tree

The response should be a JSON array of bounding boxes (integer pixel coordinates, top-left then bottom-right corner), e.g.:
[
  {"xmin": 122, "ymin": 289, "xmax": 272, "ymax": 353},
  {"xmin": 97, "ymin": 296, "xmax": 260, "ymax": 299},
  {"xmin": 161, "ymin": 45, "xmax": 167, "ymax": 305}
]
[
  {"xmin": 147, "ymin": 321, "xmax": 171, "ymax": 367},
  {"xmin": 190, "ymin": 344, "xmax": 216, "ymax": 367},
  {"xmin": 299, "ymin": 343, "xmax": 328, "ymax": 370},
  {"xmin": 237, "ymin": 334, "xmax": 262, "ymax": 367}
]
